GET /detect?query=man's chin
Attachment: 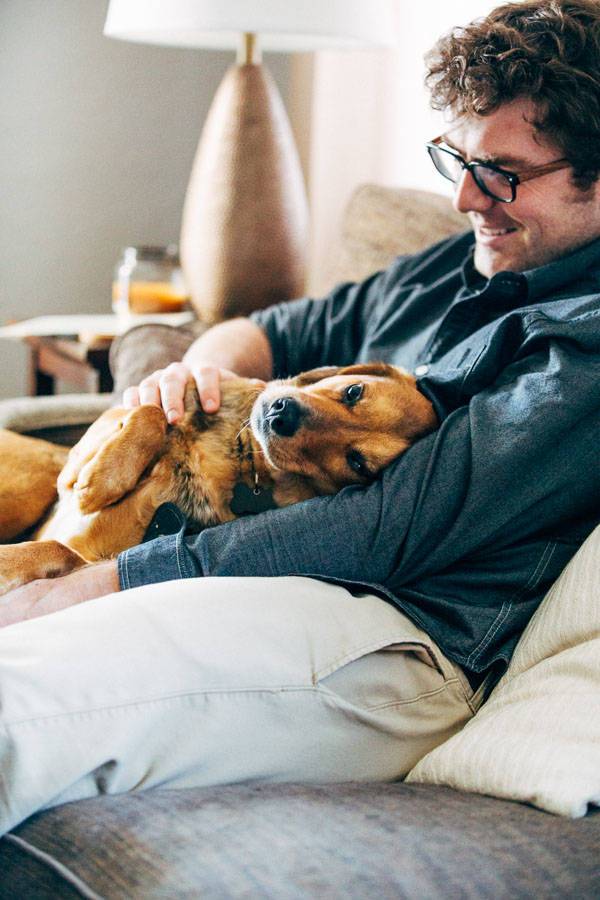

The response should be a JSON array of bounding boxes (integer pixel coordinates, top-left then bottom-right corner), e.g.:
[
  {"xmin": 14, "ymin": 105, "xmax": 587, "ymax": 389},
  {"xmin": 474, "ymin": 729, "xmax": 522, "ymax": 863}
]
[{"xmin": 474, "ymin": 244, "xmax": 524, "ymax": 278}]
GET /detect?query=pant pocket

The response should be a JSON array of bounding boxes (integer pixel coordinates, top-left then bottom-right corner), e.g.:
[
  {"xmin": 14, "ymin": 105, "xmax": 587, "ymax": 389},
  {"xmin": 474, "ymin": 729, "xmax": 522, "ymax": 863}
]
[
  {"xmin": 308, "ymin": 594, "xmax": 478, "ymax": 774},
  {"xmin": 313, "ymin": 601, "xmax": 468, "ymax": 714},
  {"xmin": 317, "ymin": 639, "xmax": 450, "ymax": 712}
]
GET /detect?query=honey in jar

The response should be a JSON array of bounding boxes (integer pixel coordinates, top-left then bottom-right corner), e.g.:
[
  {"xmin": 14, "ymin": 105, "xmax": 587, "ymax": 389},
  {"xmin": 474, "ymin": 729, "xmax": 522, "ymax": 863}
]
[{"xmin": 112, "ymin": 245, "xmax": 189, "ymax": 316}]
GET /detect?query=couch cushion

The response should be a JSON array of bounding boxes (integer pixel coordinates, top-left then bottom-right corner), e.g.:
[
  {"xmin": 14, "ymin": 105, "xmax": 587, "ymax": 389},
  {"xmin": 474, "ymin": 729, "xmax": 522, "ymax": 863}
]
[
  {"xmin": 333, "ymin": 184, "xmax": 468, "ymax": 284},
  {"xmin": 1, "ymin": 783, "xmax": 599, "ymax": 898},
  {"xmin": 0, "ymin": 394, "xmax": 112, "ymax": 445},
  {"xmin": 407, "ymin": 523, "xmax": 600, "ymax": 818}
]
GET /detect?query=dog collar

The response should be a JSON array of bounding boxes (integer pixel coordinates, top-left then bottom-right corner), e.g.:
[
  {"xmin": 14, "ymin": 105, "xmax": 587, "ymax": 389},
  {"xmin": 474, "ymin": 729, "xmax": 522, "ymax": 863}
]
[
  {"xmin": 231, "ymin": 434, "xmax": 278, "ymax": 517},
  {"xmin": 142, "ymin": 502, "xmax": 187, "ymax": 542}
]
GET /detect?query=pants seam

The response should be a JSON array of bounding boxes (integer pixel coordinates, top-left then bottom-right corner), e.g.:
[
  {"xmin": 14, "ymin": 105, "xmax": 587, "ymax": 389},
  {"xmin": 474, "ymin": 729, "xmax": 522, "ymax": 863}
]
[
  {"xmin": 313, "ymin": 633, "xmax": 444, "ymax": 683},
  {"xmin": 319, "ymin": 676, "xmax": 466, "ymax": 712},
  {"xmin": 118, "ymin": 550, "xmax": 130, "ymax": 590},
  {"xmin": 3, "ymin": 676, "xmax": 471, "ymax": 729},
  {"xmin": 3, "ymin": 684, "xmax": 355, "ymax": 728}
]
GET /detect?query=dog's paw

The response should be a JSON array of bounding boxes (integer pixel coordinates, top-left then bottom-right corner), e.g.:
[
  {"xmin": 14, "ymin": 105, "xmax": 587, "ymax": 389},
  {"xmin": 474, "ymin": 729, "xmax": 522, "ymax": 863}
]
[
  {"xmin": 69, "ymin": 406, "xmax": 167, "ymax": 514},
  {"xmin": 0, "ymin": 544, "xmax": 44, "ymax": 595},
  {"xmin": 0, "ymin": 545, "xmax": 30, "ymax": 595},
  {"xmin": 0, "ymin": 541, "xmax": 88, "ymax": 597}
]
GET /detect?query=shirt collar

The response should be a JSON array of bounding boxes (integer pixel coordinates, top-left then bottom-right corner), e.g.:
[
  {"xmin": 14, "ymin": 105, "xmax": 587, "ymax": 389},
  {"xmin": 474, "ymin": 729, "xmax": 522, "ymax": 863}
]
[
  {"xmin": 460, "ymin": 245, "xmax": 484, "ymax": 291},
  {"xmin": 523, "ymin": 235, "xmax": 600, "ymax": 300},
  {"xmin": 459, "ymin": 247, "xmax": 527, "ymax": 310},
  {"xmin": 460, "ymin": 233, "xmax": 600, "ymax": 302}
]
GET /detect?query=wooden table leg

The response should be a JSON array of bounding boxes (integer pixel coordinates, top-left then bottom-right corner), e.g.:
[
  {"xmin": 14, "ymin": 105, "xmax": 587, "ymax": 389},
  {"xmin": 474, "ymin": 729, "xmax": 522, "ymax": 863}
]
[
  {"xmin": 28, "ymin": 345, "xmax": 55, "ymax": 396},
  {"xmin": 24, "ymin": 335, "xmax": 112, "ymax": 396}
]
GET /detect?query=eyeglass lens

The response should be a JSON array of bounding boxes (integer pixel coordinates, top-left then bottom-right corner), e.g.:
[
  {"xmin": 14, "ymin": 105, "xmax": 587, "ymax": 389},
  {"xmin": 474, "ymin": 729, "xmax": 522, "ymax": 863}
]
[{"xmin": 429, "ymin": 145, "xmax": 514, "ymax": 202}]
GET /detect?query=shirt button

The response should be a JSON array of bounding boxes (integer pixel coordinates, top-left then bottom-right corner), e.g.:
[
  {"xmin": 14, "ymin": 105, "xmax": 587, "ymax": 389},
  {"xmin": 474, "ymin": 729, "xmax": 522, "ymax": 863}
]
[{"xmin": 415, "ymin": 364, "xmax": 430, "ymax": 376}]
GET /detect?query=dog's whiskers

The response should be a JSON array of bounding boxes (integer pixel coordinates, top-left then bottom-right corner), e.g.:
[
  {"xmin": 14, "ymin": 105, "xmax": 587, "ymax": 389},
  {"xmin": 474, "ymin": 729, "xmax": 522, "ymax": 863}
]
[
  {"xmin": 235, "ymin": 419, "xmax": 266, "ymax": 460},
  {"xmin": 235, "ymin": 419, "xmax": 251, "ymax": 442}
]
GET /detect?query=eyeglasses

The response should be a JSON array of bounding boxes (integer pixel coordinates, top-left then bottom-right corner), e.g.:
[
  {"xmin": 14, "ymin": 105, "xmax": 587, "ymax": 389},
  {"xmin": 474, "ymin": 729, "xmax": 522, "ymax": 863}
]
[{"xmin": 426, "ymin": 135, "xmax": 571, "ymax": 203}]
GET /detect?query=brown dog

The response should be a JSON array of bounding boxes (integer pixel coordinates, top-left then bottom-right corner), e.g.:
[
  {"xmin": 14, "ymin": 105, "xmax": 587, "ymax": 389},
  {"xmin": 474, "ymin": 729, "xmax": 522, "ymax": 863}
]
[{"xmin": 0, "ymin": 363, "xmax": 437, "ymax": 595}]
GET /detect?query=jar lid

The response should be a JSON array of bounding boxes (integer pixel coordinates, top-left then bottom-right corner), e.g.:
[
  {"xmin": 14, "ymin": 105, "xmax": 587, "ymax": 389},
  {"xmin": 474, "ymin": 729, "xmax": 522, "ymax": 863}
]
[{"xmin": 123, "ymin": 245, "xmax": 180, "ymax": 264}]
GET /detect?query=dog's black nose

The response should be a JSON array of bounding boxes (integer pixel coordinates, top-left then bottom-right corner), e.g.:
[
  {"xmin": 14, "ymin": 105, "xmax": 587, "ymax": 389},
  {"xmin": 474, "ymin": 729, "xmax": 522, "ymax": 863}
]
[{"xmin": 266, "ymin": 397, "xmax": 302, "ymax": 437}]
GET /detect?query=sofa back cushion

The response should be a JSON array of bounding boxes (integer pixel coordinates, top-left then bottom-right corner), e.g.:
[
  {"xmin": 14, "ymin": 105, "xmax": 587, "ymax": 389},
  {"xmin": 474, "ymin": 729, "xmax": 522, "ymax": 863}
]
[
  {"xmin": 333, "ymin": 184, "xmax": 468, "ymax": 285},
  {"xmin": 406, "ymin": 523, "xmax": 600, "ymax": 818}
]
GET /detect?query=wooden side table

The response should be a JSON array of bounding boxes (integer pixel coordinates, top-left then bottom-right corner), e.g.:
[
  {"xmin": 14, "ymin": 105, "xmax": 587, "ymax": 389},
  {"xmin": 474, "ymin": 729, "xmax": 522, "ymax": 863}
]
[{"xmin": 25, "ymin": 336, "xmax": 114, "ymax": 396}]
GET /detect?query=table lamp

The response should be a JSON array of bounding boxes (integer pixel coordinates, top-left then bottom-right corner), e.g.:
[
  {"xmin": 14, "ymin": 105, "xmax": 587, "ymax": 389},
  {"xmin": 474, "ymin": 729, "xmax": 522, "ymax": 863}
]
[{"xmin": 104, "ymin": 0, "xmax": 397, "ymax": 323}]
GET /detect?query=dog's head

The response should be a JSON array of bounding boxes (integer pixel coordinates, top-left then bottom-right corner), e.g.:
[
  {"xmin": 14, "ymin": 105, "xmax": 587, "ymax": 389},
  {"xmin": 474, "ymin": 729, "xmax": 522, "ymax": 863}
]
[{"xmin": 250, "ymin": 363, "xmax": 438, "ymax": 493}]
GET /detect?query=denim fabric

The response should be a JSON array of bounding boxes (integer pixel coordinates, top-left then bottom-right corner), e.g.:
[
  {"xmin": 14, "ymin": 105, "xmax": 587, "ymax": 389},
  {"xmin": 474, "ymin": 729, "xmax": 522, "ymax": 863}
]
[
  {"xmin": 118, "ymin": 526, "xmax": 198, "ymax": 590},
  {"xmin": 118, "ymin": 231, "xmax": 600, "ymax": 682}
]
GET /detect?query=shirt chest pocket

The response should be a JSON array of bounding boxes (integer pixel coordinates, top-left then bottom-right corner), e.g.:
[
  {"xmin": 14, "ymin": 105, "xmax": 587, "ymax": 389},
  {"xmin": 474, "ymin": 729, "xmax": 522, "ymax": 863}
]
[{"xmin": 419, "ymin": 342, "xmax": 490, "ymax": 412}]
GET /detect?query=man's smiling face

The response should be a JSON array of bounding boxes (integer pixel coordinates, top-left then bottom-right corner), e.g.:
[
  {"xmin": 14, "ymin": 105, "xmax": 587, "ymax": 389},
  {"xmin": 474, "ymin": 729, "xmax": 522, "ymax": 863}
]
[{"xmin": 446, "ymin": 98, "xmax": 600, "ymax": 277}]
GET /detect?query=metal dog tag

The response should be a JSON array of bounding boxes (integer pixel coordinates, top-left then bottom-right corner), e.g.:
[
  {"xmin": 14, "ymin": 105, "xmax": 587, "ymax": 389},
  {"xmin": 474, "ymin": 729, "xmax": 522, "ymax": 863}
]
[{"xmin": 230, "ymin": 483, "xmax": 278, "ymax": 516}]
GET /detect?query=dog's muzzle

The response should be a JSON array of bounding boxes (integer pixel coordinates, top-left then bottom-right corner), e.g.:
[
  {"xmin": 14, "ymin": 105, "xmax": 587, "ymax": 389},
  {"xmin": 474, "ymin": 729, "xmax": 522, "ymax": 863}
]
[{"xmin": 263, "ymin": 397, "xmax": 304, "ymax": 438}]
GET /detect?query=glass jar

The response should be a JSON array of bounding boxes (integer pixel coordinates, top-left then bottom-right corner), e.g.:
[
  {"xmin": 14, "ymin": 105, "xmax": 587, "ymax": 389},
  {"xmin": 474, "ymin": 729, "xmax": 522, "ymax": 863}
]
[{"xmin": 112, "ymin": 245, "xmax": 189, "ymax": 318}]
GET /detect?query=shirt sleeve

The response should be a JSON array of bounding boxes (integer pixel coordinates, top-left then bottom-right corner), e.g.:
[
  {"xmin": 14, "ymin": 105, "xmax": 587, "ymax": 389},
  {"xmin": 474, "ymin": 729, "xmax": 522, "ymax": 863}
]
[
  {"xmin": 249, "ymin": 267, "xmax": 395, "ymax": 377},
  {"xmin": 117, "ymin": 330, "xmax": 600, "ymax": 594},
  {"xmin": 248, "ymin": 234, "xmax": 471, "ymax": 378}
]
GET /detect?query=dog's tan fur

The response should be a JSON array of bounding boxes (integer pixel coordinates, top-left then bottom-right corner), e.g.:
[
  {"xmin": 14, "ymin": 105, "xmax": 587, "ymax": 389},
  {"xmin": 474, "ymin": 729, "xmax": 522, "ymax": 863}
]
[{"xmin": 0, "ymin": 363, "xmax": 437, "ymax": 595}]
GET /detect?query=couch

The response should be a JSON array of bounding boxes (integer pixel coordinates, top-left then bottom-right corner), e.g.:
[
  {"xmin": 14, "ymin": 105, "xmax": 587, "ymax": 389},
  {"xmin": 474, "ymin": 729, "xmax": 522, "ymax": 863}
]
[{"xmin": 0, "ymin": 185, "xmax": 598, "ymax": 898}]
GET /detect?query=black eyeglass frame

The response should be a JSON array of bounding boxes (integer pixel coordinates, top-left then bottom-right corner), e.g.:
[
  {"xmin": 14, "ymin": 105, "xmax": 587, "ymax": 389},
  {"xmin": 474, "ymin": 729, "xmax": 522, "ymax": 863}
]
[{"xmin": 426, "ymin": 135, "xmax": 571, "ymax": 203}]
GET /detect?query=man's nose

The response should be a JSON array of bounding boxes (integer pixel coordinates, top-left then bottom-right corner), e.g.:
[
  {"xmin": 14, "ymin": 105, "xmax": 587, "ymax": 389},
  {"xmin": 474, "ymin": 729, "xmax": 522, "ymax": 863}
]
[{"xmin": 452, "ymin": 169, "xmax": 495, "ymax": 214}]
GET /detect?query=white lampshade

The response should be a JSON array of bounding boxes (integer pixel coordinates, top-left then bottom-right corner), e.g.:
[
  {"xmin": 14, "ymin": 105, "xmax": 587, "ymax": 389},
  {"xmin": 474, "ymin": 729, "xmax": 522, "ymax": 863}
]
[
  {"xmin": 103, "ymin": 0, "xmax": 398, "ymax": 323},
  {"xmin": 103, "ymin": 0, "xmax": 398, "ymax": 52}
]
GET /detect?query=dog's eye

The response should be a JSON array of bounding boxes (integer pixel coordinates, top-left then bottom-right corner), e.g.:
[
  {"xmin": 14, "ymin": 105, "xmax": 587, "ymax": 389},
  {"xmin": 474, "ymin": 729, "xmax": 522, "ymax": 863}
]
[
  {"xmin": 343, "ymin": 383, "xmax": 363, "ymax": 405},
  {"xmin": 346, "ymin": 449, "xmax": 370, "ymax": 478}
]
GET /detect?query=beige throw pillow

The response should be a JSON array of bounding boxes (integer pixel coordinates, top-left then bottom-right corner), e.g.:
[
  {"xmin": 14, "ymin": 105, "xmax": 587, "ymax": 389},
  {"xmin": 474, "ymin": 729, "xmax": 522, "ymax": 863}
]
[{"xmin": 406, "ymin": 524, "xmax": 600, "ymax": 818}]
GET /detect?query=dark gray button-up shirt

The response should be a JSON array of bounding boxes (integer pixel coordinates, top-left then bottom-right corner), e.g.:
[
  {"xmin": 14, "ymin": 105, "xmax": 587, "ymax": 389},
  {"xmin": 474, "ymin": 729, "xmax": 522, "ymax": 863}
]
[{"xmin": 118, "ymin": 231, "xmax": 600, "ymax": 684}]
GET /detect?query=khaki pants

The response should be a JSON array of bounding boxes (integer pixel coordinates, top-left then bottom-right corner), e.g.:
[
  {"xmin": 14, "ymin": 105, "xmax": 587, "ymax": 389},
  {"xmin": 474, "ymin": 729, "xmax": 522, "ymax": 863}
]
[{"xmin": 0, "ymin": 577, "xmax": 484, "ymax": 835}]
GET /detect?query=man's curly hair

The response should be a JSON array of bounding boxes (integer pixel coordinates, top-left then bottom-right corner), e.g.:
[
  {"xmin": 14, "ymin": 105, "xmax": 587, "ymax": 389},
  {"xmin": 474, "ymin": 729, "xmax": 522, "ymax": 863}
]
[{"xmin": 425, "ymin": 0, "xmax": 600, "ymax": 188}]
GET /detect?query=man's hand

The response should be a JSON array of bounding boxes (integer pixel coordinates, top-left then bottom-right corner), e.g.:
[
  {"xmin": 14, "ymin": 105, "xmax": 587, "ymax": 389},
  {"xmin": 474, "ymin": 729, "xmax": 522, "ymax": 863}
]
[
  {"xmin": 121, "ymin": 318, "xmax": 273, "ymax": 423},
  {"xmin": 123, "ymin": 362, "xmax": 237, "ymax": 424},
  {"xmin": 0, "ymin": 560, "xmax": 120, "ymax": 629}
]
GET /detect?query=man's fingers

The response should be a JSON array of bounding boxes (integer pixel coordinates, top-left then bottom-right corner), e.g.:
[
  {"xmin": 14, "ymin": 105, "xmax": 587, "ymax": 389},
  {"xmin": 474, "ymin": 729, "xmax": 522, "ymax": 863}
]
[
  {"xmin": 137, "ymin": 375, "xmax": 163, "ymax": 408},
  {"xmin": 193, "ymin": 366, "xmax": 222, "ymax": 413},
  {"xmin": 122, "ymin": 364, "xmax": 190, "ymax": 422},
  {"xmin": 122, "ymin": 386, "xmax": 140, "ymax": 408},
  {"xmin": 159, "ymin": 363, "xmax": 189, "ymax": 424},
  {"xmin": 122, "ymin": 363, "xmax": 237, "ymax": 419}
]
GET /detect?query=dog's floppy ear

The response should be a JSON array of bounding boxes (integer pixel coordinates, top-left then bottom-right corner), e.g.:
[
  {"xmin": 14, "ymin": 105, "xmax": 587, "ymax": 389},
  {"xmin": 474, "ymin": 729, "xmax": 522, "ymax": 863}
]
[
  {"xmin": 336, "ymin": 362, "xmax": 410, "ymax": 380},
  {"xmin": 288, "ymin": 366, "xmax": 342, "ymax": 387},
  {"xmin": 290, "ymin": 362, "xmax": 411, "ymax": 387}
]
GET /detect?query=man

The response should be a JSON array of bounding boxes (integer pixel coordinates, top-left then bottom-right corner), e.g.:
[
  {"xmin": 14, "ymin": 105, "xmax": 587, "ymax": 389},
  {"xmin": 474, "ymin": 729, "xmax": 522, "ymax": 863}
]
[{"xmin": 1, "ymin": 0, "xmax": 599, "ymax": 834}]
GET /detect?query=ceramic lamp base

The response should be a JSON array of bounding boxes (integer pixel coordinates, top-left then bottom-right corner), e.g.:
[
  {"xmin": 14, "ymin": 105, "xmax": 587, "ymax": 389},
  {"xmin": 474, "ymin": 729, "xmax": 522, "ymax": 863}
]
[{"xmin": 180, "ymin": 63, "xmax": 309, "ymax": 323}]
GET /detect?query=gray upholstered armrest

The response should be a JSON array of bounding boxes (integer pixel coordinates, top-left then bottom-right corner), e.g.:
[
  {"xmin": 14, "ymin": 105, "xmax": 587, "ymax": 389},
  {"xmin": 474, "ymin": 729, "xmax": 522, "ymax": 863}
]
[{"xmin": 0, "ymin": 393, "xmax": 113, "ymax": 445}]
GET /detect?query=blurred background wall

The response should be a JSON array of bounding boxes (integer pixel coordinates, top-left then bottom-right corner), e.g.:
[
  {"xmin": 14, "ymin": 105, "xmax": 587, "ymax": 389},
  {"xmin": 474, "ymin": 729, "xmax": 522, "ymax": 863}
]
[
  {"xmin": 0, "ymin": 0, "xmax": 290, "ymax": 399},
  {"xmin": 294, "ymin": 0, "xmax": 499, "ymax": 294},
  {"xmin": 0, "ymin": 0, "xmax": 497, "ymax": 400}
]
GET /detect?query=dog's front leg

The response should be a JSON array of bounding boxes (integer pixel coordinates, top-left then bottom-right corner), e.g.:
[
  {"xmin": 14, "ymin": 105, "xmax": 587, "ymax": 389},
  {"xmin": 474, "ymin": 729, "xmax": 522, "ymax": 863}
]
[
  {"xmin": 0, "ymin": 541, "xmax": 88, "ymax": 596},
  {"xmin": 58, "ymin": 405, "xmax": 167, "ymax": 514}
]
